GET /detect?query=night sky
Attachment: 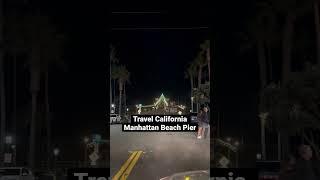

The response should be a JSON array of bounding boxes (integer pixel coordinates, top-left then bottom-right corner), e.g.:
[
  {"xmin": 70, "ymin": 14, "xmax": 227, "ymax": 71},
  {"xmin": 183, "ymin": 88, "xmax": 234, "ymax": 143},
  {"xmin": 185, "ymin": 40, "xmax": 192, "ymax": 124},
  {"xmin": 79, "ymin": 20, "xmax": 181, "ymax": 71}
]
[{"xmin": 111, "ymin": 30, "xmax": 209, "ymax": 105}]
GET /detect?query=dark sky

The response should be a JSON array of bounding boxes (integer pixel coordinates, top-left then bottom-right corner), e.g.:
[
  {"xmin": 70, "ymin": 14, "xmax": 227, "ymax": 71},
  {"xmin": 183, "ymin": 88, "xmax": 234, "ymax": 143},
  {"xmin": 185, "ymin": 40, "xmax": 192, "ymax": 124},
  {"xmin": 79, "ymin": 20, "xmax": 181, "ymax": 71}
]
[{"xmin": 111, "ymin": 30, "xmax": 209, "ymax": 106}]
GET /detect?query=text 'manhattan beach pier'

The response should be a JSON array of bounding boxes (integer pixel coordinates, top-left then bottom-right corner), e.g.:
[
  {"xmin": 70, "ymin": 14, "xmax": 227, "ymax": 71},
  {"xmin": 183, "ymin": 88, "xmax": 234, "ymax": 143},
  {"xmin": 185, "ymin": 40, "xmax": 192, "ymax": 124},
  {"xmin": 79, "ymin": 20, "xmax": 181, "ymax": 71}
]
[{"xmin": 122, "ymin": 115, "xmax": 198, "ymax": 132}]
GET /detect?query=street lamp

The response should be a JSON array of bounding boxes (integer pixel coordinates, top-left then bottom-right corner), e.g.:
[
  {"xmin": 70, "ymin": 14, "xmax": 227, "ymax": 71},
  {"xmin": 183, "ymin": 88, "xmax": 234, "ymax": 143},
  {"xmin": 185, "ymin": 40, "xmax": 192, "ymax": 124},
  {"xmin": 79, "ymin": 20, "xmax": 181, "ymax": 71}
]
[
  {"xmin": 11, "ymin": 145, "xmax": 16, "ymax": 166},
  {"xmin": 53, "ymin": 148, "xmax": 60, "ymax": 171},
  {"xmin": 53, "ymin": 148, "xmax": 60, "ymax": 156},
  {"xmin": 256, "ymin": 153, "xmax": 262, "ymax": 160}
]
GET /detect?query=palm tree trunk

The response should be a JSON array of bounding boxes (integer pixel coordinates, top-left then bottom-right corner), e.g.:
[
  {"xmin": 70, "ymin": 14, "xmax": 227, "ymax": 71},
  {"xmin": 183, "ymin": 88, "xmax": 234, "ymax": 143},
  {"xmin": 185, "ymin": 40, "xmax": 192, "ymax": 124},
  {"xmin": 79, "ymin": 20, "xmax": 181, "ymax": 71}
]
[
  {"xmin": 259, "ymin": 113, "xmax": 267, "ymax": 160},
  {"xmin": 198, "ymin": 66, "xmax": 202, "ymax": 89},
  {"xmin": 190, "ymin": 77, "xmax": 194, "ymax": 112},
  {"xmin": 258, "ymin": 40, "xmax": 267, "ymax": 88},
  {"xmin": 13, "ymin": 55, "xmax": 17, "ymax": 166},
  {"xmin": 207, "ymin": 48, "xmax": 210, "ymax": 82},
  {"xmin": 44, "ymin": 70, "xmax": 51, "ymax": 168},
  {"xmin": 277, "ymin": 132, "xmax": 281, "ymax": 160},
  {"xmin": 282, "ymin": 13, "xmax": 295, "ymax": 84},
  {"xmin": 118, "ymin": 80, "xmax": 122, "ymax": 116},
  {"xmin": 29, "ymin": 68, "xmax": 40, "ymax": 169},
  {"xmin": 113, "ymin": 79, "xmax": 116, "ymax": 104},
  {"xmin": 267, "ymin": 45, "xmax": 273, "ymax": 82},
  {"xmin": 110, "ymin": 63, "xmax": 112, "ymax": 108},
  {"xmin": 197, "ymin": 66, "xmax": 203, "ymax": 111},
  {"xmin": 280, "ymin": 13, "xmax": 295, "ymax": 157},
  {"xmin": 258, "ymin": 39, "xmax": 267, "ymax": 160},
  {"xmin": 314, "ymin": 0, "xmax": 320, "ymax": 65},
  {"xmin": 0, "ymin": 58, "xmax": 6, "ymax": 167},
  {"xmin": 0, "ymin": 0, "xmax": 6, "ymax": 167},
  {"xmin": 124, "ymin": 83, "xmax": 126, "ymax": 115}
]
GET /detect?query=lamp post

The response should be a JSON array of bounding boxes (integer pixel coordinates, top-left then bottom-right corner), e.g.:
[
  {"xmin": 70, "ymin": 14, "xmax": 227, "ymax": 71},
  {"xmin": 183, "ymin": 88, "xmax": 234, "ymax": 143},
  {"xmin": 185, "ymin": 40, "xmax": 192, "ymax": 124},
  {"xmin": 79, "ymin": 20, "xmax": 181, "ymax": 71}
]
[
  {"xmin": 111, "ymin": 104, "xmax": 115, "ymax": 114},
  {"xmin": 84, "ymin": 137, "xmax": 89, "ymax": 167},
  {"xmin": 5, "ymin": 136, "xmax": 13, "ymax": 166},
  {"xmin": 191, "ymin": 97, "xmax": 194, "ymax": 112},
  {"xmin": 259, "ymin": 112, "xmax": 268, "ymax": 160},
  {"xmin": 11, "ymin": 145, "xmax": 16, "ymax": 166},
  {"xmin": 53, "ymin": 148, "xmax": 60, "ymax": 171},
  {"xmin": 234, "ymin": 141, "xmax": 240, "ymax": 168}
]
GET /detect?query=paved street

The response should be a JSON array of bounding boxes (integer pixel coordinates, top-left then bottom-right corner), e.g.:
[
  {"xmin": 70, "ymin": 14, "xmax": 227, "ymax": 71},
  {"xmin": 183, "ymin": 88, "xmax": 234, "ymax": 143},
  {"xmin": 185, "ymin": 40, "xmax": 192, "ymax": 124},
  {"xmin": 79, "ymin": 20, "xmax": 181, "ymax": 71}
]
[{"xmin": 110, "ymin": 124, "xmax": 210, "ymax": 180}]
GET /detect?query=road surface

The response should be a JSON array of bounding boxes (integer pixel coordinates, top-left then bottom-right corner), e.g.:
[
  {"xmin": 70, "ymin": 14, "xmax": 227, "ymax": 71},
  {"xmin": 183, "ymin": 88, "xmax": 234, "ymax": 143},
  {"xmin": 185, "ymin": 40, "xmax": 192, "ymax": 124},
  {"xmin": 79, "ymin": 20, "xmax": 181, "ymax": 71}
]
[{"xmin": 110, "ymin": 124, "xmax": 210, "ymax": 180}]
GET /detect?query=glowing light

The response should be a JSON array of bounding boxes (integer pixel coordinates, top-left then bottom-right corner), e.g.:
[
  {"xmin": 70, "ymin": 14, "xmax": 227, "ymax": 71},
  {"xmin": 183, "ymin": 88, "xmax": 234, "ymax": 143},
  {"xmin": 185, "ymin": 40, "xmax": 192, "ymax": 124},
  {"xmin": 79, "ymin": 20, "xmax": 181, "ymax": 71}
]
[
  {"xmin": 185, "ymin": 176, "xmax": 190, "ymax": 180},
  {"xmin": 84, "ymin": 137, "xmax": 90, "ymax": 143},
  {"xmin": 127, "ymin": 108, "xmax": 129, "ymax": 111},
  {"xmin": 234, "ymin": 141, "xmax": 240, "ymax": 146},
  {"xmin": 256, "ymin": 153, "xmax": 262, "ymax": 160},
  {"xmin": 111, "ymin": 104, "xmax": 115, "ymax": 108},
  {"xmin": 53, "ymin": 148, "xmax": 60, "ymax": 156},
  {"xmin": 154, "ymin": 93, "xmax": 169, "ymax": 107},
  {"xmin": 178, "ymin": 111, "xmax": 182, "ymax": 115}
]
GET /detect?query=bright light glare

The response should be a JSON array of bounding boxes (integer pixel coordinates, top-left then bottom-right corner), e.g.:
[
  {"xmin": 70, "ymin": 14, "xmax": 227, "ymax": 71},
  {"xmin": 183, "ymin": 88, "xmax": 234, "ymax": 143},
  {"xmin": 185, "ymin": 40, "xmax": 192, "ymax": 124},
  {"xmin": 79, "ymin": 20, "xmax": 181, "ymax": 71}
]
[{"xmin": 53, "ymin": 148, "xmax": 60, "ymax": 156}]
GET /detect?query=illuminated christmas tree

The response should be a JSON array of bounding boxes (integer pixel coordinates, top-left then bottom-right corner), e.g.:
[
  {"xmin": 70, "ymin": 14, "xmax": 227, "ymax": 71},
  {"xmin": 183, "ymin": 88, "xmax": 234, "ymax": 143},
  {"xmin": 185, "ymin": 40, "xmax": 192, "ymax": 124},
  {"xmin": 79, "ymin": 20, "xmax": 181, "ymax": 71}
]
[{"xmin": 154, "ymin": 93, "xmax": 169, "ymax": 109}]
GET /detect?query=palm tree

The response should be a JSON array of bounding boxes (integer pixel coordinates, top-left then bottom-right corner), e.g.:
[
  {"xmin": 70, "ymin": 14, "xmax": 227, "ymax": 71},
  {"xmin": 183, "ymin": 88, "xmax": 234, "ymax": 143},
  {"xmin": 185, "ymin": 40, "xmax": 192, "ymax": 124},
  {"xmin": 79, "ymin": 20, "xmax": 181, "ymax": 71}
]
[
  {"xmin": 110, "ymin": 45, "xmax": 119, "ymax": 108},
  {"xmin": 111, "ymin": 64, "xmax": 118, "ymax": 107},
  {"xmin": 185, "ymin": 62, "xmax": 197, "ymax": 112},
  {"xmin": 194, "ymin": 53, "xmax": 206, "ymax": 111},
  {"xmin": 18, "ymin": 14, "xmax": 64, "ymax": 168},
  {"xmin": 0, "ymin": 1, "xmax": 5, "ymax": 165},
  {"xmin": 122, "ymin": 71, "xmax": 130, "ymax": 117},
  {"xmin": 314, "ymin": 0, "xmax": 320, "ymax": 65},
  {"xmin": 262, "ymin": 67, "xmax": 320, "ymax": 159},
  {"xmin": 195, "ymin": 52, "xmax": 206, "ymax": 89},
  {"xmin": 268, "ymin": 0, "xmax": 312, "ymax": 157},
  {"xmin": 114, "ymin": 65, "xmax": 129, "ymax": 117},
  {"xmin": 269, "ymin": 0, "xmax": 310, "ymax": 83},
  {"xmin": 40, "ymin": 33, "xmax": 65, "ymax": 168},
  {"xmin": 5, "ymin": 8, "xmax": 30, "ymax": 166},
  {"xmin": 200, "ymin": 40, "xmax": 210, "ymax": 82},
  {"xmin": 239, "ymin": 2, "xmax": 280, "ymax": 160}
]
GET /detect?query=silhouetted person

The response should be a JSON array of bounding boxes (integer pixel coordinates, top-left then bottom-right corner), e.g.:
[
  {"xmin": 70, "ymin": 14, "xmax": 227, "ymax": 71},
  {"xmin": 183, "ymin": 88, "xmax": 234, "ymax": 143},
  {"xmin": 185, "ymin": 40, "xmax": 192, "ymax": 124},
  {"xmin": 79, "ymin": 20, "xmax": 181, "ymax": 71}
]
[
  {"xmin": 196, "ymin": 109, "xmax": 203, "ymax": 139},
  {"xmin": 203, "ymin": 106, "xmax": 210, "ymax": 139},
  {"xmin": 197, "ymin": 106, "xmax": 209, "ymax": 139}
]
